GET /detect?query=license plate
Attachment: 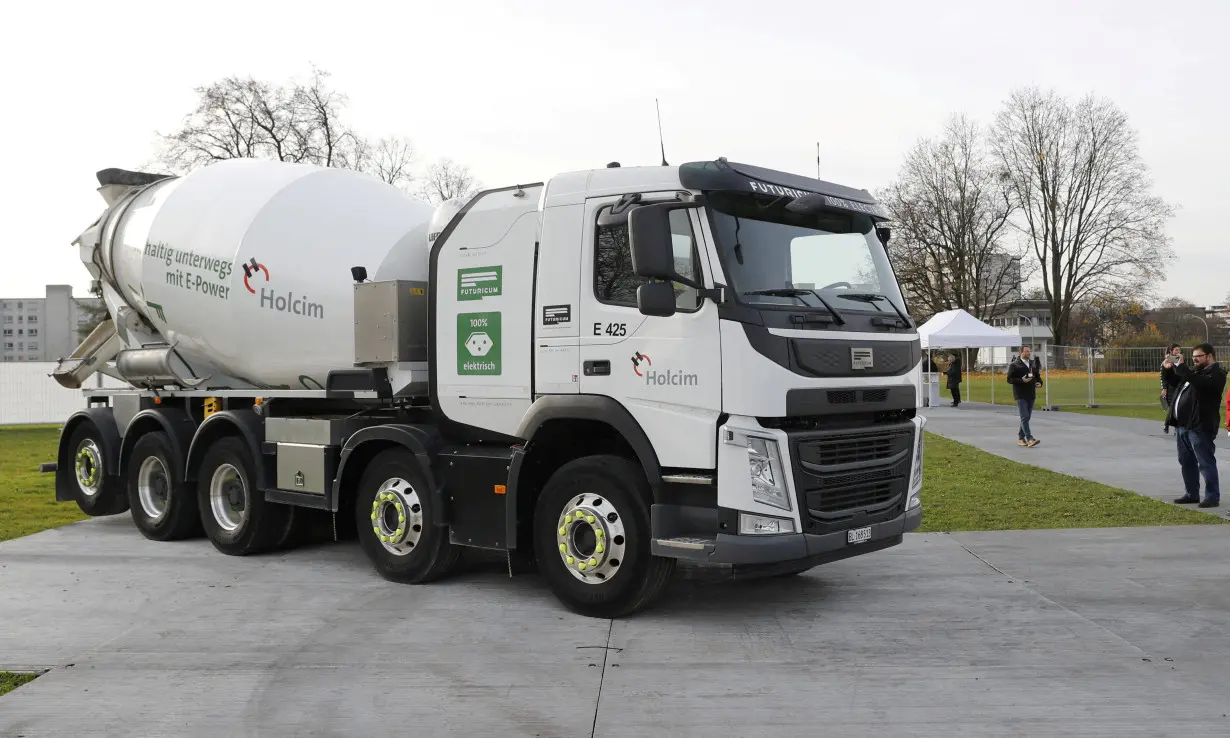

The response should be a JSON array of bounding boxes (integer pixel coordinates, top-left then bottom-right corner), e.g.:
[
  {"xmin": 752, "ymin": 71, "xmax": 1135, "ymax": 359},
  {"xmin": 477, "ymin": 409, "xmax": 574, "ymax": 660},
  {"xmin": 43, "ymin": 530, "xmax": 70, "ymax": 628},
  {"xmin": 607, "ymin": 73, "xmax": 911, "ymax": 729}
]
[{"xmin": 847, "ymin": 526, "xmax": 872, "ymax": 544}]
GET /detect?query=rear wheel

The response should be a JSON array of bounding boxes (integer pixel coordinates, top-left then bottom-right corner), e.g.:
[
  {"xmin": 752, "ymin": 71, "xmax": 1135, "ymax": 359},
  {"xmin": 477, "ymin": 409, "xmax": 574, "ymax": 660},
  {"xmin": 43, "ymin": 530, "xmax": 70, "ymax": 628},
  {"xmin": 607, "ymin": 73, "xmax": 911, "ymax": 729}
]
[
  {"xmin": 66, "ymin": 420, "xmax": 128, "ymax": 516},
  {"xmin": 354, "ymin": 447, "xmax": 458, "ymax": 584},
  {"xmin": 126, "ymin": 431, "xmax": 201, "ymax": 541},
  {"xmin": 196, "ymin": 436, "xmax": 291, "ymax": 555},
  {"xmin": 533, "ymin": 455, "xmax": 675, "ymax": 619}
]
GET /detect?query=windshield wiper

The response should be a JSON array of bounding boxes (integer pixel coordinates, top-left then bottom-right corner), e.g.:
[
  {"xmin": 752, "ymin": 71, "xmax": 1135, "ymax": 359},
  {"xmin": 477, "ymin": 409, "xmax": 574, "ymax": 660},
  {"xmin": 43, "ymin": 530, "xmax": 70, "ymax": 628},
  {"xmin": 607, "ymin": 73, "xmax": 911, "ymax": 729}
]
[
  {"xmin": 743, "ymin": 289, "xmax": 846, "ymax": 325},
  {"xmin": 839, "ymin": 292, "xmax": 913, "ymax": 327}
]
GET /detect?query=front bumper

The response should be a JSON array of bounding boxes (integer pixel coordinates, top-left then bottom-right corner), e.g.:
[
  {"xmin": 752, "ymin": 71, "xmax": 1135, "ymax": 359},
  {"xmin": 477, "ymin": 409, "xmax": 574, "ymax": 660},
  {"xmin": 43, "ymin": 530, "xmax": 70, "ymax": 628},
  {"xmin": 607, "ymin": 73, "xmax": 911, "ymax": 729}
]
[{"xmin": 652, "ymin": 504, "xmax": 921, "ymax": 567}]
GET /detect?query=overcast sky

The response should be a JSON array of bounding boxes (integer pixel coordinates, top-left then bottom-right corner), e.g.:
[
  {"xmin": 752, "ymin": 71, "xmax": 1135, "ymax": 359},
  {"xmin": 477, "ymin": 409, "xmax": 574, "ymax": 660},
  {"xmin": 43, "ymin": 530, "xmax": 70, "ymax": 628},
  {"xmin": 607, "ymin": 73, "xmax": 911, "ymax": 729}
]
[{"xmin": 2, "ymin": 0, "xmax": 1225, "ymax": 309}]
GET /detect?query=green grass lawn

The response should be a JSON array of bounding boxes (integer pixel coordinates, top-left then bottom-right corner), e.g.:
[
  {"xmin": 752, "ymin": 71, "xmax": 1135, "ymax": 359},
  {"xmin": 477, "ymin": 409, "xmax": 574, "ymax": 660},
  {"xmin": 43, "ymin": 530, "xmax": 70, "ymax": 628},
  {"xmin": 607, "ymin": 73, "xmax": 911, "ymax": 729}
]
[
  {"xmin": 917, "ymin": 432, "xmax": 1226, "ymax": 532},
  {"xmin": 1060, "ymin": 405, "xmax": 1169, "ymax": 422},
  {"xmin": 0, "ymin": 671, "xmax": 39, "ymax": 697},
  {"xmin": 0, "ymin": 424, "xmax": 86, "ymax": 543}
]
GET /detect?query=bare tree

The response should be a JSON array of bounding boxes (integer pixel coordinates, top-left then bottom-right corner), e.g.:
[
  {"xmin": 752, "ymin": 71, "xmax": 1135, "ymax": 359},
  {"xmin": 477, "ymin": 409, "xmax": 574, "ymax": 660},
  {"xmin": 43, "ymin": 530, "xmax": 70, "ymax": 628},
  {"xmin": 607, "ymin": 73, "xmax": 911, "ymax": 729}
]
[
  {"xmin": 990, "ymin": 87, "xmax": 1175, "ymax": 346},
  {"xmin": 1067, "ymin": 294, "xmax": 1148, "ymax": 346},
  {"xmin": 419, "ymin": 158, "xmax": 481, "ymax": 204},
  {"xmin": 880, "ymin": 115, "xmax": 1025, "ymax": 322},
  {"xmin": 356, "ymin": 136, "xmax": 417, "ymax": 190},
  {"xmin": 153, "ymin": 67, "xmax": 416, "ymax": 191}
]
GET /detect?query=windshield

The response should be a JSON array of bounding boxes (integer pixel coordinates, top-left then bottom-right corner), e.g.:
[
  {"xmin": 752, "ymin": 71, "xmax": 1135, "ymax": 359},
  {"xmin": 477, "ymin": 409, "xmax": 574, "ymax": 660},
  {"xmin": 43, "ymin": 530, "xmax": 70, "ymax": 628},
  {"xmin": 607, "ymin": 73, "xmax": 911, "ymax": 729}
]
[{"xmin": 705, "ymin": 191, "xmax": 906, "ymax": 314}]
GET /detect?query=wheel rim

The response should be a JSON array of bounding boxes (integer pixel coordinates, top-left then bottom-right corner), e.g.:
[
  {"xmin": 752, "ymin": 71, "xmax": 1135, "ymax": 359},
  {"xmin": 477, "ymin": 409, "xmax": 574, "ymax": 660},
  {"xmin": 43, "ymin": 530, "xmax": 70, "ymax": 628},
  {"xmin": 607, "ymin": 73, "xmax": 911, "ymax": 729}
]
[
  {"xmin": 137, "ymin": 455, "xmax": 172, "ymax": 521},
  {"xmin": 555, "ymin": 493, "xmax": 627, "ymax": 584},
  {"xmin": 209, "ymin": 463, "xmax": 247, "ymax": 532},
  {"xmin": 74, "ymin": 439, "xmax": 103, "ymax": 497},
  {"xmin": 369, "ymin": 477, "xmax": 424, "ymax": 556}
]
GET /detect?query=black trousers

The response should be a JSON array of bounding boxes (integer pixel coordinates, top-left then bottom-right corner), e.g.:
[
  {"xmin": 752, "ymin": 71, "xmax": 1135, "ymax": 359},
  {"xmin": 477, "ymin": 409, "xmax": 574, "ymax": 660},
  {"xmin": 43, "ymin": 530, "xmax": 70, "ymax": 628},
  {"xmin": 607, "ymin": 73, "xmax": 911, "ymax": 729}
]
[{"xmin": 950, "ymin": 385, "xmax": 961, "ymax": 405}]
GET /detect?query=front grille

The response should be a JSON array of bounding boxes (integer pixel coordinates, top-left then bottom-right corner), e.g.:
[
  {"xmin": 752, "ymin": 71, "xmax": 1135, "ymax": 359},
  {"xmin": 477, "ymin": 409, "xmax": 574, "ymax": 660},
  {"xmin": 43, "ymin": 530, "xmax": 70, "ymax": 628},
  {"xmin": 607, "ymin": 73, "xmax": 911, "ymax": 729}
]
[
  {"xmin": 828, "ymin": 390, "xmax": 857, "ymax": 404},
  {"xmin": 808, "ymin": 480, "xmax": 898, "ymax": 514},
  {"xmin": 864, "ymin": 389, "xmax": 889, "ymax": 402},
  {"xmin": 789, "ymin": 423, "xmax": 914, "ymax": 530},
  {"xmin": 798, "ymin": 430, "xmax": 911, "ymax": 468}
]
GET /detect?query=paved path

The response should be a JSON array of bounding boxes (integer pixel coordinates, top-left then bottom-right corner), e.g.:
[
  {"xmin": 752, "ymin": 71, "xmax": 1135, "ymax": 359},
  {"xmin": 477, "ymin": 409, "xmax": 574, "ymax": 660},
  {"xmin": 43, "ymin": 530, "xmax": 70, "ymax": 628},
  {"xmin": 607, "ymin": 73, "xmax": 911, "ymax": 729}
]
[
  {"xmin": 921, "ymin": 402, "xmax": 1230, "ymax": 519},
  {"xmin": 2, "ymin": 516, "xmax": 1229, "ymax": 736}
]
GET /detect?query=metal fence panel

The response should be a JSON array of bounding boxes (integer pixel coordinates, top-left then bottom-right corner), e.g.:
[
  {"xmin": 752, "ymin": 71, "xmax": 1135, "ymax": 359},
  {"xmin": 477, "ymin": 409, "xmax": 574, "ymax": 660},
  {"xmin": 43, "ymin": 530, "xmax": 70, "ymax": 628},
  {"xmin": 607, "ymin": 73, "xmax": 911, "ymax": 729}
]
[
  {"xmin": 932, "ymin": 344, "xmax": 1229, "ymax": 409},
  {"xmin": 1045, "ymin": 345, "xmax": 1230, "ymax": 408},
  {"xmin": 0, "ymin": 363, "xmax": 128, "ymax": 426}
]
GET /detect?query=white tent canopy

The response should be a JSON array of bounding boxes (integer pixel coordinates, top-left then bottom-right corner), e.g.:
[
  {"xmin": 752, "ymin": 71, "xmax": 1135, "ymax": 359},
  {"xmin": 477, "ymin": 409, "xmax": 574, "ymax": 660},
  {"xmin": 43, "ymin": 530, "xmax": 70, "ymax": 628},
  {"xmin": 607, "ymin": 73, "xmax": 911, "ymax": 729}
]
[{"xmin": 918, "ymin": 309, "xmax": 1020, "ymax": 349}]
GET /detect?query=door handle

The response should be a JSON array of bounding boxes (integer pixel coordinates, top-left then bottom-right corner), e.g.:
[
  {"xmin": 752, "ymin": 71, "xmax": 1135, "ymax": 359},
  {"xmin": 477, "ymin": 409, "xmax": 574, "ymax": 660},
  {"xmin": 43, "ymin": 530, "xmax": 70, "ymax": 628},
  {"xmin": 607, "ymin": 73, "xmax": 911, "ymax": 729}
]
[{"xmin": 583, "ymin": 360, "xmax": 611, "ymax": 376}]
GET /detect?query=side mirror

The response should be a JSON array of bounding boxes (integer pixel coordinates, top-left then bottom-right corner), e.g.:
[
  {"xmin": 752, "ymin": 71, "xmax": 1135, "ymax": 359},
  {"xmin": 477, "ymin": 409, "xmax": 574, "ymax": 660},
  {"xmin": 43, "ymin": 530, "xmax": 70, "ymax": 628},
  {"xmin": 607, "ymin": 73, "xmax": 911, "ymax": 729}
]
[
  {"xmin": 637, "ymin": 281, "xmax": 677, "ymax": 318},
  {"xmin": 628, "ymin": 202, "xmax": 701, "ymax": 288}
]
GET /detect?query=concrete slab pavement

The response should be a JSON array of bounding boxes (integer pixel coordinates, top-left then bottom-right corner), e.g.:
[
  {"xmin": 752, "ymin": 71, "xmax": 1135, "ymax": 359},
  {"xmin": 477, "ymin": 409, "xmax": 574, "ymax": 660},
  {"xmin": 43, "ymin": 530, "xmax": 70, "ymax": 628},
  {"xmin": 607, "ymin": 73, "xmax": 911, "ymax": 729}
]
[
  {"xmin": 3, "ymin": 515, "xmax": 1229, "ymax": 736},
  {"xmin": 921, "ymin": 403, "xmax": 1230, "ymax": 519}
]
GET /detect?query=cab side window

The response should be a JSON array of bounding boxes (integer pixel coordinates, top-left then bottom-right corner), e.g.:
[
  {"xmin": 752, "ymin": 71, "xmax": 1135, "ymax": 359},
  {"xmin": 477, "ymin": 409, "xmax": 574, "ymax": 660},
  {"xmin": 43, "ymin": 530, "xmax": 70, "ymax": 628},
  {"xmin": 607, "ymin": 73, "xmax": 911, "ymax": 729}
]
[{"xmin": 593, "ymin": 205, "xmax": 701, "ymax": 311}]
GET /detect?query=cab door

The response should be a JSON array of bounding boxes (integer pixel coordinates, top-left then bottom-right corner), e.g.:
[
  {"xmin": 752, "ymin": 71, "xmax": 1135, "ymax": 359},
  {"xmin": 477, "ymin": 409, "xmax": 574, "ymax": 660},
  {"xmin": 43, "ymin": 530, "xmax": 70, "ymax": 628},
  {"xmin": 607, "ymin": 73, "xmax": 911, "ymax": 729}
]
[{"xmin": 577, "ymin": 194, "xmax": 722, "ymax": 470}]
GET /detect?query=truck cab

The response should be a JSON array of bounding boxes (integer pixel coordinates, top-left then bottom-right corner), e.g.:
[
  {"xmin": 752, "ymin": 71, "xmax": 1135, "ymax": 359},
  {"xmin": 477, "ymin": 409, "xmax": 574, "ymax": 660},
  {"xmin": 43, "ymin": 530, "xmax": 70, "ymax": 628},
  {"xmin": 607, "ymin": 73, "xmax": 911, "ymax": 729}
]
[{"xmin": 431, "ymin": 157, "xmax": 923, "ymax": 604}]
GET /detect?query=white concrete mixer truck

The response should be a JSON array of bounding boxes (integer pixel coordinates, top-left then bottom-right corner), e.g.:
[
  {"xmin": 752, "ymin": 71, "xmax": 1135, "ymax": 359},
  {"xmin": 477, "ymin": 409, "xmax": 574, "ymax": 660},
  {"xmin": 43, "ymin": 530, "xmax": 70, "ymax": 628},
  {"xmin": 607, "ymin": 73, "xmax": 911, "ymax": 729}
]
[{"xmin": 44, "ymin": 156, "xmax": 924, "ymax": 618}]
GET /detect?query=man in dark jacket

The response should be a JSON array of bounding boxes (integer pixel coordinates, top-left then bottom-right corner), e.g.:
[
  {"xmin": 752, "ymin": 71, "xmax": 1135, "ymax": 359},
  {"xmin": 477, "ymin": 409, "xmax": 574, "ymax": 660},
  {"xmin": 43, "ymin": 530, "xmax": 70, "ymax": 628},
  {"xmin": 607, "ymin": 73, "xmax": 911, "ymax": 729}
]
[
  {"xmin": 945, "ymin": 353, "xmax": 963, "ymax": 407},
  {"xmin": 1160, "ymin": 343, "xmax": 1183, "ymax": 434},
  {"xmin": 1165, "ymin": 343, "xmax": 1226, "ymax": 508},
  {"xmin": 1006, "ymin": 346, "xmax": 1044, "ymax": 447}
]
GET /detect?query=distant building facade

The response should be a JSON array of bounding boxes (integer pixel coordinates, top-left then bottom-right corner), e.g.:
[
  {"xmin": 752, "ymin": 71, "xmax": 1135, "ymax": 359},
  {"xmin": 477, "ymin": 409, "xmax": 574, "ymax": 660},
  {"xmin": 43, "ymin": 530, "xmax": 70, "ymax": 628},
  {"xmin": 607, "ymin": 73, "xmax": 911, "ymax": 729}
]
[
  {"xmin": 975, "ymin": 298, "xmax": 1055, "ymax": 366},
  {"xmin": 1, "ymin": 285, "xmax": 101, "ymax": 362}
]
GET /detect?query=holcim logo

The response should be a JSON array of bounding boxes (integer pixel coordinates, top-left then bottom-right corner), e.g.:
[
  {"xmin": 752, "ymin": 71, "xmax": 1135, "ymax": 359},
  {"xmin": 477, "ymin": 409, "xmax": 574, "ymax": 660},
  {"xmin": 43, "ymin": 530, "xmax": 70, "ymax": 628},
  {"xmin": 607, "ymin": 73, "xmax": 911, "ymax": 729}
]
[
  {"xmin": 631, "ymin": 351, "xmax": 698, "ymax": 386},
  {"xmin": 244, "ymin": 257, "xmax": 325, "ymax": 320}
]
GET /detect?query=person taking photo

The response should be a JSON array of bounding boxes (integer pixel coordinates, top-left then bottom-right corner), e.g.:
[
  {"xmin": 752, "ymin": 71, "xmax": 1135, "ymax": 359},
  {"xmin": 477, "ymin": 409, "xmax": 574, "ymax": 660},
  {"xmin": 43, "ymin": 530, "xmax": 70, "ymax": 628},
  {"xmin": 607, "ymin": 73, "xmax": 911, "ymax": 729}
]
[{"xmin": 1164, "ymin": 343, "xmax": 1226, "ymax": 509}]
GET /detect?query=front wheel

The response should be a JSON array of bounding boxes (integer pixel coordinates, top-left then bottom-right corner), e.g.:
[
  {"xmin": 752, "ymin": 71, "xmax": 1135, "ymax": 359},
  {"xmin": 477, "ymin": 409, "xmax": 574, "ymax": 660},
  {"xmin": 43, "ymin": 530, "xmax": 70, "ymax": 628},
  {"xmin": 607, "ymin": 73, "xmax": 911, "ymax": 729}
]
[
  {"xmin": 354, "ymin": 447, "xmax": 458, "ymax": 584},
  {"xmin": 533, "ymin": 455, "xmax": 675, "ymax": 619}
]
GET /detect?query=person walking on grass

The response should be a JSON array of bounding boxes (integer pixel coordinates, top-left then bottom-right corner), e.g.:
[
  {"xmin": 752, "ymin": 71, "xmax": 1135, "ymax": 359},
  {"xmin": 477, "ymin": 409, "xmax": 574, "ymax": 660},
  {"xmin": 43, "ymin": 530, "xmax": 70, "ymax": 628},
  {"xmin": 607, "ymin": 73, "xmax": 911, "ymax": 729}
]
[
  {"xmin": 1007, "ymin": 346, "xmax": 1043, "ymax": 447},
  {"xmin": 1160, "ymin": 343, "xmax": 1183, "ymax": 434},
  {"xmin": 946, "ymin": 352, "xmax": 963, "ymax": 407},
  {"xmin": 1165, "ymin": 343, "xmax": 1226, "ymax": 509}
]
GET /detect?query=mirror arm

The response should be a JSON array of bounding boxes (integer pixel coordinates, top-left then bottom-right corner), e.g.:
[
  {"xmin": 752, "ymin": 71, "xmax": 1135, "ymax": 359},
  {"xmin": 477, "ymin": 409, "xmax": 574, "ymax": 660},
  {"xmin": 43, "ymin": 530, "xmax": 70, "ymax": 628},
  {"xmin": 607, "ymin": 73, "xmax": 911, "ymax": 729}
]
[{"xmin": 697, "ymin": 284, "xmax": 727, "ymax": 304}]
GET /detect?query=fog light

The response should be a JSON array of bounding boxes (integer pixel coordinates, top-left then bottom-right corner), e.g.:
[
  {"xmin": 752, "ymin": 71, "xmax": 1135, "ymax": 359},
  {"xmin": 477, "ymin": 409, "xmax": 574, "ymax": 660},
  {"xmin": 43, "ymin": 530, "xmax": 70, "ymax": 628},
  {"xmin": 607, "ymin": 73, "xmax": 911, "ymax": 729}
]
[
  {"xmin": 739, "ymin": 513, "xmax": 796, "ymax": 535},
  {"xmin": 907, "ymin": 493, "xmax": 921, "ymax": 511}
]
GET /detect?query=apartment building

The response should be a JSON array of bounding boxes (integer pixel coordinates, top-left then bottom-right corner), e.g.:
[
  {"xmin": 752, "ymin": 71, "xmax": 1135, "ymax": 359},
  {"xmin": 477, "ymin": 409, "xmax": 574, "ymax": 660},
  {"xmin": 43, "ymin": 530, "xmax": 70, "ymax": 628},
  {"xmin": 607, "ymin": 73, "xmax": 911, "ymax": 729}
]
[{"xmin": 1, "ymin": 285, "xmax": 101, "ymax": 362}]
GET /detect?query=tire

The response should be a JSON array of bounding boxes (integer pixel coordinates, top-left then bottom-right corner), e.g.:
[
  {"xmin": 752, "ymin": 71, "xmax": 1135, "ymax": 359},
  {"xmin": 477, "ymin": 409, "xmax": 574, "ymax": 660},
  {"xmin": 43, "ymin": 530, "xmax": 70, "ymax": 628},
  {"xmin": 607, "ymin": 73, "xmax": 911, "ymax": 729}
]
[
  {"xmin": 126, "ymin": 431, "xmax": 201, "ymax": 541},
  {"xmin": 65, "ymin": 420, "xmax": 128, "ymax": 517},
  {"xmin": 533, "ymin": 455, "xmax": 675, "ymax": 619},
  {"xmin": 354, "ymin": 447, "xmax": 458, "ymax": 584},
  {"xmin": 196, "ymin": 436, "xmax": 291, "ymax": 556}
]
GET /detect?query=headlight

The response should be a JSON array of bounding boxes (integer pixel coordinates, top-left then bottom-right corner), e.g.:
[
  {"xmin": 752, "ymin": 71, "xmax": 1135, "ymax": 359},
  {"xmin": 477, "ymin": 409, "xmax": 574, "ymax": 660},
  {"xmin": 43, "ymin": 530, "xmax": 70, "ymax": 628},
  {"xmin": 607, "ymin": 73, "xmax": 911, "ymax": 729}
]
[
  {"xmin": 747, "ymin": 436, "xmax": 791, "ymax": 510},
  {"xmin": 907, "ymin": 430, "xmax": 923, "ymax": 510}
]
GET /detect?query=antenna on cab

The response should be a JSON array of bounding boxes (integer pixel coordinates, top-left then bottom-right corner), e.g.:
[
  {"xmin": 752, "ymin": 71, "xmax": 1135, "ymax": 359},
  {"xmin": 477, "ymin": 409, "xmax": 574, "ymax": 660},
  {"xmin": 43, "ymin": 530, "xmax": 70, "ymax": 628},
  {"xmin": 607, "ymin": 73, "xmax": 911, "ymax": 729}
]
[{"xmin": 656, "ymin": 98, "xmax": 668, "ymax": 166}]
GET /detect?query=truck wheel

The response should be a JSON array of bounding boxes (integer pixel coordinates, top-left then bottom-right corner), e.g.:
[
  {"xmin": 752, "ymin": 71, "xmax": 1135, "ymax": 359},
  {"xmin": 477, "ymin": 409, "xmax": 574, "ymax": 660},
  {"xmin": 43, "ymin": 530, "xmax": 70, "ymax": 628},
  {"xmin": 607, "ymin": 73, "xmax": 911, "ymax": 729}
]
[
  {"xmin": 66, "ymin": 420, "xmax": 128, "ymax": 516},
  {"xmin": 126, "ymin": 431, "xmax": 201, "ymax": 541},
  {"xmin": 196, "ymin": 436, "xmax": 290, "ymax": 556},
  {"xmin": 533, "ymin": 455, "xmax": 676, "ymax": 619},
  {"xmin": 354, "ymin": 447, "xmax": 458, "ymax": 584}
]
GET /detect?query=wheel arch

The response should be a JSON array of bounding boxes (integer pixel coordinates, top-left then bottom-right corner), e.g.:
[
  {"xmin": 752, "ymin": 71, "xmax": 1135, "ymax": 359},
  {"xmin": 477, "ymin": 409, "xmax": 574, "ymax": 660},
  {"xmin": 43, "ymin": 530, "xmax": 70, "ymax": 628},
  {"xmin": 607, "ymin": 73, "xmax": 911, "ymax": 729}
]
[
  {"xmin": 119, "ymin": 407, "xmax": 197, "ymax": 480},
  {"xmin": 333, "ymin": 424, "xmax": 445, "ymax": 519},
  {"xmin": 185, "ymin": 409, "xmax": 267, "ymax": 488},
  {"xmin": 514, "ymin": 395, "xmax": 662, "ymax": 487},
  {"xmin": 56, "ymin": 408, "xmax": 121, "ymax": 503},
  {"xmin": 508, "ymin": 396, "xmax": 664, "ymax": 551}
]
